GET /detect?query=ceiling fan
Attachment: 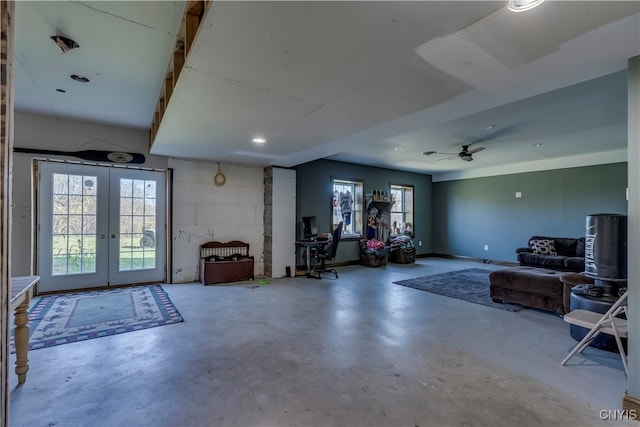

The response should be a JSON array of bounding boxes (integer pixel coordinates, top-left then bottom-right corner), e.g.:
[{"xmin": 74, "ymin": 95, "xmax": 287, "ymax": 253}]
[
  {"xmin": 422, "ymin": 144, "xmax": 486, "ymax": 162},
  {"xmin": 421, "ymin": 124, "xmax": 521, "ymax": 162}
]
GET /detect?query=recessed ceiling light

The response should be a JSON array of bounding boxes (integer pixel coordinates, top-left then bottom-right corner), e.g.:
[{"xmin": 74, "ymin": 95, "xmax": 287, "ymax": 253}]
[
  {"xmin": 508, "ymin": 0, "xmax": 544, "ymax": 12},
  {"xmin": 482, "ymin": 125, "xmax": 495, "ymax": 130},
  {"xmin": 394, "ymin": 146, "xmax": 405, "ymax": 151},
  {"xmin": 70, "ymin": 74, "xmax": 89, "ymax": 83},
  {"xmin": 252, "ymin": 137, "xmax": 266, "ymax": 144},
  {"xmin": 530, "ymin": 143, "xmax": 543, "ymax": 147}
]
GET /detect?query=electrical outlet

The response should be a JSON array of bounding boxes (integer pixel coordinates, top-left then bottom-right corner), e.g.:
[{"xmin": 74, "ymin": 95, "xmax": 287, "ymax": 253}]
[
  {"xmin": 484, "ymin": 244, "xmax": 489, "ymax": 251},
  {"xmin": 419, "ymin": 241, "xmax": 422, "ymax": 246}
]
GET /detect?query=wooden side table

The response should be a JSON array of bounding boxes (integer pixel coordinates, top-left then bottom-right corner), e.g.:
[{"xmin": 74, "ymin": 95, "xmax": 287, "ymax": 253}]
[{"xmin": 10, "ymin": 276, "xmax": 39, "ymax": 384}]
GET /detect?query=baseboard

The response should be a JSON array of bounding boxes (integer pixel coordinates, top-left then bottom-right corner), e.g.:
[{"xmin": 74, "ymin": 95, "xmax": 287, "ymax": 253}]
[
  {"xmin": 622, "ymin": 393, "xmax": 640, "ymax": 419},
  {"xmin": 298, "ymin": 254, "xmax": 517, "ymax": 272},
  {"xmin": 422, "ymin": 253, "xmax": 518, "ymax": 267}
]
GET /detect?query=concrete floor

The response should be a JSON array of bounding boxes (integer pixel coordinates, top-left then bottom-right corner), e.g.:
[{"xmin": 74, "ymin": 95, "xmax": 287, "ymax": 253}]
[{"xmin": 8, "ymin": 258, "xmax": 634, "ymax": 427}]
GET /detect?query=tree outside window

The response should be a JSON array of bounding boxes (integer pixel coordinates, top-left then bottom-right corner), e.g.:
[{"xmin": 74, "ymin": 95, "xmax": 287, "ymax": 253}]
[
  {"xmin": 390, "ymin": 184, "xmax": 414, "ymax": 237},
  {"xmin": 332, "ymin": 178, "xmax": 363, "ymax": 237}
]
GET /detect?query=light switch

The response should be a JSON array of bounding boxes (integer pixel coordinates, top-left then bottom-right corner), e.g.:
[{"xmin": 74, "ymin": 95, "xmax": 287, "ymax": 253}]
[{"xmin": 515, "ymin": 192, "xmax": 522, "ymax": 198}]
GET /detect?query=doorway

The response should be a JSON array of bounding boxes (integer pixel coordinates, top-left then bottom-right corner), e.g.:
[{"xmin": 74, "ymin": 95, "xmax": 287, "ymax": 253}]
[{"xmin": 37, "ymin": 162, "xmax": 166, "ymax": 292}]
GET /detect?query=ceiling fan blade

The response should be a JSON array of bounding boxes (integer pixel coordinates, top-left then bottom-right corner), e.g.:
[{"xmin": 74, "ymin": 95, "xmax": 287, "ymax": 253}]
[
  {"xmin": 468, "ymin": 146, "xmax": 485, "ymax": 154},
  {"xmin": 472, "ymin": 125, "xmax": 521, "ymax": 144},
  {"xmin": 436, "ymin": 154, "xmax": 458, "ymax": 161}
]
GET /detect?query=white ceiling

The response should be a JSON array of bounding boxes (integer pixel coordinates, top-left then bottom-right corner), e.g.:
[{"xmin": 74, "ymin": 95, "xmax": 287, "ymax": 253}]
[{"xmin": 13, "ymin": 1, "xmax": 640, "ymax": 180}]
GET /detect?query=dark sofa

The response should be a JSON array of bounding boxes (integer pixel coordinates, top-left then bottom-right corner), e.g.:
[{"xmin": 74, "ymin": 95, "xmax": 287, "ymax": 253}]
[{"xmin": 516, "ymin": 235, "xmax": 585, "ymax": 272}]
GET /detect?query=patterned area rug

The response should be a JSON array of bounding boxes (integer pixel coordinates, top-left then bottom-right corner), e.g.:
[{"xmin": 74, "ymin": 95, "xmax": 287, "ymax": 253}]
[
  {"xmin": 16, "ymin": 285, "xmax": 183, "ymax": 351},
  {"xmin": 392, "ymin": 268, "xmax": 523, "ymax": 312}
]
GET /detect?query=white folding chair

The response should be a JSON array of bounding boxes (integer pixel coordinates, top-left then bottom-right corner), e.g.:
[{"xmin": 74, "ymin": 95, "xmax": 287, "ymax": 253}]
[{"xmin": 561, "ymin": 291, "xmax": 628, "ymax": 375}]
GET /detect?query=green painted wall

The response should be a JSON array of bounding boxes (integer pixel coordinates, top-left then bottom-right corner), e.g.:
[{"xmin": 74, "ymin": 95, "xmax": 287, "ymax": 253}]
[
  {"xmin": 296, "ymin": 159, "xmax": 432, "ymax": 264},
  {"xmin": 432, "ymin": 162, "xmax": 628, "ymax": 263}
]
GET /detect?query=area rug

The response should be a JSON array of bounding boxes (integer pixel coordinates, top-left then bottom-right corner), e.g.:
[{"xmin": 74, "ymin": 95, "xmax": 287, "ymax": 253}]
[
  {"xmin": 392, "ymin": 268, "xmax": 523, "ymax": 312},
  {"xmin": 14, "ymin": 285, "xmax": 183, "ymax": 351}
]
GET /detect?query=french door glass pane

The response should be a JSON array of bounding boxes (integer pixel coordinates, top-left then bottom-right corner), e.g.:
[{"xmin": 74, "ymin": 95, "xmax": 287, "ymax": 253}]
[
  {"xmin": 51, "ymin": 173, "xmax": 98, "ymax": 275},
  {"xmin": 119, "ymin": 178, "xmax": 157, "ymax": 271}
]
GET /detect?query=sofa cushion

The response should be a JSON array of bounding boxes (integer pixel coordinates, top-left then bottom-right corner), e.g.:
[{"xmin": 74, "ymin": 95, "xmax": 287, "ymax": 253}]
[
  {"xmin": 575, "ymin": 238, "xmax": 585, "ymax": 257},
  {"xmin": 529, "ymin": 239, "xmax": 557, "ymax": 255},
  {"xmin": 563, "ymin": 257, "xmax": 585, "ymax": 272},
  {"xmin": 552, "ymin": 237, "xmax": 579, "ymax": 256},
  {"xmin": 518, "ymin": 252, "xmax": 565, "ymax": 269}
]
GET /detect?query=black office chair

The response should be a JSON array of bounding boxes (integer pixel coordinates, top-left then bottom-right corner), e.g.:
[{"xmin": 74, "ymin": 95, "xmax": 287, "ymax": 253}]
[{"xmin": 311, "ymin": 221, "xmax": 343, "ymax": 279}]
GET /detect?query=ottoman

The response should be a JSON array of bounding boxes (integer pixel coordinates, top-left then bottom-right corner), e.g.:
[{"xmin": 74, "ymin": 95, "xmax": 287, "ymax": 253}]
[{"xmin": 489, "ymin": 267, "xmax": 564, "ymax": 314}]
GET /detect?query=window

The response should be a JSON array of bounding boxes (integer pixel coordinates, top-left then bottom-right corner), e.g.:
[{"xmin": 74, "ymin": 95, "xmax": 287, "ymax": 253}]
[
  {"xmin": 332, "ymin": 178, "xmax": 363, "ymax": 237},
  {"xmin": 390, "ymin": 184, "xmax": 414, "ymax": 237}
]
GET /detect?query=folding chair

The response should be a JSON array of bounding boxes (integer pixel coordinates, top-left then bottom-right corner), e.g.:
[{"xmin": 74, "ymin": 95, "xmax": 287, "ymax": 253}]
[{"xmin": 561, "ymin": 291, "xmax": 628, "ymax": 375}]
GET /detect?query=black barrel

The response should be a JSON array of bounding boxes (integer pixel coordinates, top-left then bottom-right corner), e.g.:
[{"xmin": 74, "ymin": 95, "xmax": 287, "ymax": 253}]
[{"xmin": 584, "ymin": 214, "xmax": 627, "ymax": 281}]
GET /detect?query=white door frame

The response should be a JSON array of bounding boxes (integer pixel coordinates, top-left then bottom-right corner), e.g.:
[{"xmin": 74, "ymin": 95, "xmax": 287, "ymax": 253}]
[{"xmin": 36, "ymin": 161, "xmax": 168, "ymax": 292}]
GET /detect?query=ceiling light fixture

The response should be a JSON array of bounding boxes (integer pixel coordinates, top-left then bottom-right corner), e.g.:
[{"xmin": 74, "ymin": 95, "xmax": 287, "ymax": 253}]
[
  {"xmin": 70, "ymin": 74, "xmax": 90, "ymax": 83},
  {"xmin": 507, "ymin": 0, "xmax": 544, "ymax": 12},
  {"xmin": 252, "ymin": 137, "xmax": 266, "ymax": 144},
  {"xmin": 50, "ymin": 35, "xmax": 79, "ymax": 53},
  {"xmin": 530, "ymin": 143, "xmax": 543, "ymax": 147},
  {"xmin": 482, "ymin": 124, "xmax": 495, "ymax": 130},
  {"xmin": 394, "ymin": 146, "xmax": 405, "ymax": 151}
]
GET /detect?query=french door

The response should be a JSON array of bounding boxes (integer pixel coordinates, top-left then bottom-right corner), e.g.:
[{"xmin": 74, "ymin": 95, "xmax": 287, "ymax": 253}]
[{"xmin": 37, "ymin": 162, "xmax": 166, "ymax": 292}]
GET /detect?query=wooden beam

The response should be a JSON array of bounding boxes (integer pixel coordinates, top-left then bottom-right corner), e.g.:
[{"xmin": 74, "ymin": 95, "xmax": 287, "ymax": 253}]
[
  {"xmin": 165, "ymin": 76, "xmax": 173, "ymax": 104},
  {"xmin": 187, "ymin": 0, "xmax": 204, "ymax": 17},
  {"xmin": 173, "ymin": 48, "xmax": 185, "ymax": 85},
  {"xmin": 0, "ymin": 1, "xmax": 15, "ymax": 425},
  {"xmin": 148, "ymin": 0, "xmax": 212, "ymax": 149},
  {"xmin": 184, "ymin": 11, "xmax": 199, "ymax": 57},
  {"xmin": 184, "ymin": 1, "xmax": 205, "ymax": 55}
]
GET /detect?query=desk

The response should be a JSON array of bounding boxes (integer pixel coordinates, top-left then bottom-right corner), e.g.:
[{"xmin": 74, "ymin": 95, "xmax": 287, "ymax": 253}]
[
  {"xmin": 296, "ymin": 240, "xmax": 322, "ymax": 276},
  {"xmin": 10, "ymin": 275, "xmax": 39, "ymax": 384}
]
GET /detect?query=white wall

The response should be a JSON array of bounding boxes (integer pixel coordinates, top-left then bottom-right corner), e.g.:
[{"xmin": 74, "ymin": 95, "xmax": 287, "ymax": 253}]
[
  {"xmin": 12, "ymin": 112, "xmax": 167, "ymax": 276},
  {"xmin": 12, "ymin": 113, "xmax": 266, "ymax": 284},
  {"xmin": 169, "ymin": 158, "xmax": 265, "ymax": 283}
]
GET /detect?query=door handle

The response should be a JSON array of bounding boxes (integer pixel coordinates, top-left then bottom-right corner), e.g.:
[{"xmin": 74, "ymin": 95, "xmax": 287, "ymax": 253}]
[
  {"xmin": 111, "ymin": 234, "xmax": 118, "ymax": 239},
  {"xmin": 98, "ymin": 234, "xmax": 106, "ymax": 239}
]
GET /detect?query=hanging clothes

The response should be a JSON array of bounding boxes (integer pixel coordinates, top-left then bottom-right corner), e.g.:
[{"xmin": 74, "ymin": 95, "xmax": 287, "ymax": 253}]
[{"xmin": 339, "ymin": 190, "xmax": 353, "ymax": 225}]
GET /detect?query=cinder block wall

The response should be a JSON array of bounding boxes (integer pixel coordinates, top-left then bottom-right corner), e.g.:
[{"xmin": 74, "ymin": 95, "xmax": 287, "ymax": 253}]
[
  {"xmin": 170, "ymin": 159, "xmax": 265, "ymax": 283},
  {"xmin": 264, "ymin": 167, "xmax": 296, "ymax": 278}
]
